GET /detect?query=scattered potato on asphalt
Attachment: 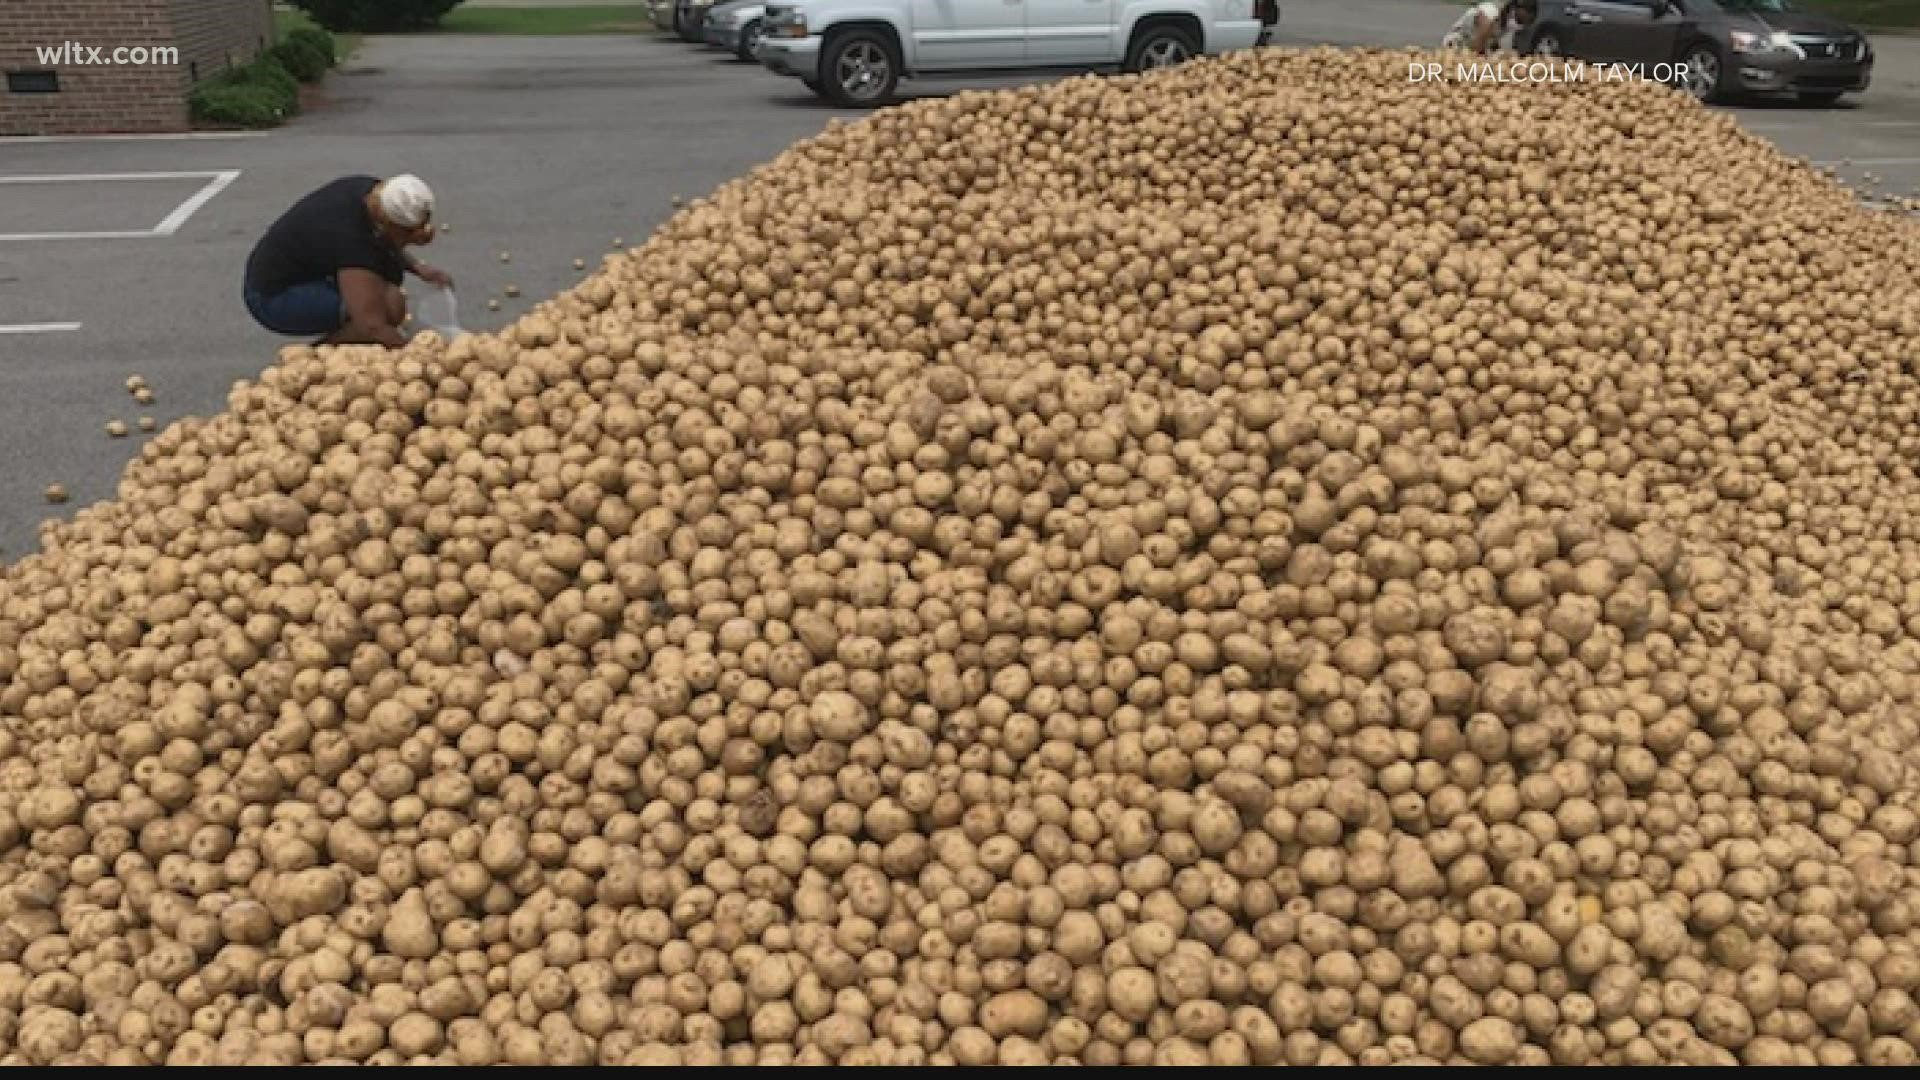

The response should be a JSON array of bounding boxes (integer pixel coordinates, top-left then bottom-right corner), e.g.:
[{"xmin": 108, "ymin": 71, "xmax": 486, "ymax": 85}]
[
  {"xmin": 1, "ymin": 48, "xmax": 1919, "ymax": 1068},
  {"xmin": 503, "ymin": 284, "xmax": 520, "ymax": 297},
  {"xmin": 40, "ymin": 484, "xmax": 66, "ymax": 504},
  {"xmin": 105, "ymin": 420, "xmax": 128, "ymax": 438},
  {"xmin": 486, "ymin": 298, "xmax": 501, "ymax": 311},
  {"xmin": 137, "ymin": 416, "xmax": 157, "ymax": 432}
]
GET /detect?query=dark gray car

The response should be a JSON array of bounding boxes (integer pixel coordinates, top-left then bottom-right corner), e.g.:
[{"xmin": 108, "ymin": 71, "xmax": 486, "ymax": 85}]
[{"xmin": 1522, "ymin": 0, "xmax": 1873, "ymax": 105}]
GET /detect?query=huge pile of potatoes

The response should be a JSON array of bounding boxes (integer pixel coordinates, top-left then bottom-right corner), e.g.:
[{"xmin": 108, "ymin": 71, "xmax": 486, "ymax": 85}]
[{"xmin": 1, "ymin": 48, "xmax": 1918, "ymax": 1065}]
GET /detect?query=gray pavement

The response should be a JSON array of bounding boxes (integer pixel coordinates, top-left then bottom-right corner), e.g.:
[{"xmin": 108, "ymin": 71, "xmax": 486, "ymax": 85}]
[{"xmin": 2, "ymin": 2, "xmax": 1919, "ymax": 558}]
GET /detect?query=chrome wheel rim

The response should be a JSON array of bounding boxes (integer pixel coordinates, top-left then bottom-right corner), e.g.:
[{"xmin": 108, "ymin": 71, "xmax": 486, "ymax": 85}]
[
  {"xmin": 1141, "ymin": 37, "xmax": 1191, "ymax": 69},
  {"xmin": 836, "ymin": 41, "xmax": 891, "ymax": 100},
  {"xmin": 743, "ymin": 22, "xmax": 763, "ymax": 55},
  {"xmin": 1684, "ymin": 50, "xmax": 1719, "ymax": 99},
  {"xmin": 1533, "ymin": 34, "xmax": 1562, "ymax": 58}
]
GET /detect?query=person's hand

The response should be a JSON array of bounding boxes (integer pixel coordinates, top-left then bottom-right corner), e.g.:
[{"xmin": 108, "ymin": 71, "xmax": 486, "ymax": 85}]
[{"xmin": 414, "ymin": 263, "xmax": 454, "ymax": 288}]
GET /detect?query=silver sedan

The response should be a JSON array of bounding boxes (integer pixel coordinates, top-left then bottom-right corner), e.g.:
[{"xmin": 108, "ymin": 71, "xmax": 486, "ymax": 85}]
[{"xmin": 702, "ymin": 0, "xmax": 770, "ymax": 61}]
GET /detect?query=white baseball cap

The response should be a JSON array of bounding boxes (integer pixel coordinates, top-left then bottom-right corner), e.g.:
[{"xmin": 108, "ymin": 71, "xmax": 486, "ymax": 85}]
[{"xmin": 377, "ymin": 174, "xmax": 435, "ymax": 228}]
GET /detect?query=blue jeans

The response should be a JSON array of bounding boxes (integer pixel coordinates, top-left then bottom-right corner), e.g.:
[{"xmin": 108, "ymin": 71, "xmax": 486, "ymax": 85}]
[{"xmin": 244, "ymin": 276, "xmax": 346, "ymax": 336}]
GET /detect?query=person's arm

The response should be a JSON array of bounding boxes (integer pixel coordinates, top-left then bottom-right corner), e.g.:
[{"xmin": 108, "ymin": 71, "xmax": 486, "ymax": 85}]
[
  {"xmin": 403, "ymin": 250, "xmax": 454, "ymax": 288},
  {"xmin": 399, "ymin": 225, "xmax": 453, "ymax": 287},
  {"xmin": 1470, "ymin": 11, "xmax": 1500, "ymax": 53},
  {"xmin": 333, "ymin": 267, "xmax": 410, "ymax": 347}
]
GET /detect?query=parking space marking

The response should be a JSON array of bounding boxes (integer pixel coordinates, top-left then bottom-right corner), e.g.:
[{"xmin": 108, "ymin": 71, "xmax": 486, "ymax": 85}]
[
  {"xmin": 0, "ymin": 323, "xmax": 82, "ymax": 335},
  {"xmin": 152, "ymin": 171, "xmax": 241, "ymax": 235},
  {"xmin": 1, "ymin": 131, "xmax": 266, "ymax": 145},
  {"xmin": 0, "ymin": 170, "xmax": 240, "ymax": 241}
]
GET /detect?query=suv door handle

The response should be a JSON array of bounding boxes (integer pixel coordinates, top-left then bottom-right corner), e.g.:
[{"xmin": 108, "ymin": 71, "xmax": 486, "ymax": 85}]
[{"xmin": 1578, "ymin": 12, "xmax": 1601, "ymax": 21}]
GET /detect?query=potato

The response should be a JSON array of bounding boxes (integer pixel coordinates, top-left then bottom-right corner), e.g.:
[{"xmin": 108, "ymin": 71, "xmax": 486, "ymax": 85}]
[
  {"xmin": 381, "ymin": 891, "xmax": 438, "ymax": 959},
  {"xmin": 979, "ymin": 990, "xmax": 1047, "ymax": 1039}
]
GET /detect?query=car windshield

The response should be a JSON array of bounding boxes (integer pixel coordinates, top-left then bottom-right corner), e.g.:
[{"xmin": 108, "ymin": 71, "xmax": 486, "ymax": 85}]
[{"xmin": 1715, "ymin": 0, "xmax": 1797, "ymax": 12}]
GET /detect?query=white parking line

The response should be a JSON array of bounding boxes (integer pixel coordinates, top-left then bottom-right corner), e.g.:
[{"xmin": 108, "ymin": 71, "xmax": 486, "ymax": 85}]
[
  {"xmin": 0, "ymin": 169, "xmax": 240, "ymax": 241},
  {"xmin": 0, "ymin": 170, "xmax": 230, "ymax": 184},
  {"xmin": 153, "ymin": 170, "xmax": 240, "ymax": 235},
  {"xmin": 0, "ymin": 131, "xmax": 266, "ymax": 145},
  {"xmin": 0, "ymin": 230, "xmax": 160, "ymax": 241},
  {"xmin": 0, "ymin": 323, "xmax": 82, "ymax": 335}
]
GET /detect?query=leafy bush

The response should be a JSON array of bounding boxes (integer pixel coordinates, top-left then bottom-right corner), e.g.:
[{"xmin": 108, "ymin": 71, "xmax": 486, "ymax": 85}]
[
  {"xmin": 287, "ymin": 26, "xmax": 339, "ymax": 67},
  {"xmin": 189, "ymin": 56, "xmax": 302, "ymax": 129},
  {"xmin": 244, "ymin": 56, "xmax": 302, "ymax": 103},
  {"xmin": 289, "ymin": 0, "xmax": 464, "ymax": 32},
  {"xmin": 189, "ymin": 81, "xmax": 290, "ymax": 128},
  {"xmin": 267, "ymin": 40, "xmax": 328, "ymax": 83}
]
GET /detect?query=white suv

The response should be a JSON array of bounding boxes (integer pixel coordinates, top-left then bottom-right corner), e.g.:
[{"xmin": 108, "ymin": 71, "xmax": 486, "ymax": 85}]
[{"xmin": 758, "ymin": 0, "xmax": 1278, "ymax": 105}]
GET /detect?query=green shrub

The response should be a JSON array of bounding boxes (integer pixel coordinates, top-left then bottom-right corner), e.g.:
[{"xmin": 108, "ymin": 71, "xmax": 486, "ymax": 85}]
[
  {"xmin": 267, "ymin": 40, "xmax": 328, "ymax": 83},
  {"xmin": 243, "ymin": 55, "xmax": 301, "ymax": 103},
  {"xmin": 289, "ymin": 0, "xmax": 464, "ymax": 32},
  {"xmin": 287, "ymin": 26, "xmax": 339, "ymax": 67},
  {"xmin": 189, "ymin": 56, "xmax": 302, "ymax": 129},
  {"xmin": 189, "ymin": 81, "xmax": 290, "ymax": 128}
]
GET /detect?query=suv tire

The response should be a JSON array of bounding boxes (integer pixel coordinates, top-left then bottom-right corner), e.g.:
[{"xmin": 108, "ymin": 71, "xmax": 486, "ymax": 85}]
[
  {"xmin": 819, "ymin": 30, "xmax": 899, "ymax": 107},
  {"xmin": 1124, "ymin": 23, "xmax": 1199, "ymax": 74},
  {"xmin": 737, "ymin": 19, "xmax": 766, "ymax": 61}
]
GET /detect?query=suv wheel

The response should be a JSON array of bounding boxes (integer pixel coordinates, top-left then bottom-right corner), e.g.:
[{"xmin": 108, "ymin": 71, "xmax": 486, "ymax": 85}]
[
  {"xmin": 1680, "ymin": 41, "xmax": 1726, "ymax": 103},
  {"xmin": 820, "ymin": 31, "xmax": 898, "ymax": 107},
  {"xmin": 1125, "ymin": 24, "xmax": 1198, "ymax": 73},
  {"xmin": 737, "ymin": 19, "xmax": 765, "ymax": 61}
]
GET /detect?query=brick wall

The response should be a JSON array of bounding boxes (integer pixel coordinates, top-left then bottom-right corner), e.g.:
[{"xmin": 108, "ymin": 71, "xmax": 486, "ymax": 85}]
[
  {"xmin": 170, "ymin": 0, "xmax": 275, "ymax": 86},
  {"xmin": 0, "ymin": 0, "xmax": 273, "ymax": 136}
]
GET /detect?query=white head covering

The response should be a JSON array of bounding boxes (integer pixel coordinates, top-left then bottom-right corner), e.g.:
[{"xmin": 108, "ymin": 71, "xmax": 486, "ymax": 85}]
[{"xmin": 377, "ymin": 174, "xmax": 434, "ymax": 228}]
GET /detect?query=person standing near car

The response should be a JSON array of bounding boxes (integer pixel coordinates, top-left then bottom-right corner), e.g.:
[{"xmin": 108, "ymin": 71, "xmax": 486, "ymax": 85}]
[
  {"xmin": 242, "ymin": 174, "xmax": 452, "ymax": 348},
  {"xmin": 1442, "ymin": 0, "xmax": 1537, "ymax": 54}
]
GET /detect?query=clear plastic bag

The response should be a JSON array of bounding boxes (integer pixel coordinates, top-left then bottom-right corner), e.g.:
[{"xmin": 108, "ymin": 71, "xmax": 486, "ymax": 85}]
[{"xmin": 413, "ymin": 284, "xmax": 463, "ymax": 338}]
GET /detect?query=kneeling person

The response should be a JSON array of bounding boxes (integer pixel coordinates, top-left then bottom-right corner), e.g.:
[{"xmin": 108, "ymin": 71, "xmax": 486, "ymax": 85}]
[{"xmin": 243, "ymin": 174, "xmax": 452, "ymax": 347}]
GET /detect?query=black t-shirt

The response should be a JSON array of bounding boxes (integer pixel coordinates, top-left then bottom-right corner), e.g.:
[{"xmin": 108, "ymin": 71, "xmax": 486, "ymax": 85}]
[{"xmin": 244, "ymin": 175, "xmax": 407, "ymax": 296}]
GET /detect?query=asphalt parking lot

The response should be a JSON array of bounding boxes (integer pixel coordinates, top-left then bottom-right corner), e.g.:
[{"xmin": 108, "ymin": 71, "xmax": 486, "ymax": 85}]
[{"xmin": 2, "ymin": 0, "xmax": 1919, "ymax": 558}]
